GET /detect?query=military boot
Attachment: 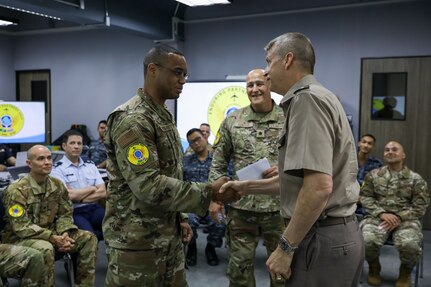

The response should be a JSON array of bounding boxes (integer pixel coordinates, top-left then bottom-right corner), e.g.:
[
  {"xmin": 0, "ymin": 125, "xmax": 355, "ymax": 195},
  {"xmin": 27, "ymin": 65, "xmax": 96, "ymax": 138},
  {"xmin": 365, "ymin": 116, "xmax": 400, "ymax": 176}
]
[
  {"xmin": 186, "ymin": 242, "xmax": 197, "ymax": 266},
  {"xmin": 395, "ymin": 264, "xmax": 413, "ymax": 287},
  {"xmin": 367, "ymin": 258, "xmax": 382, "ymax": 286}
]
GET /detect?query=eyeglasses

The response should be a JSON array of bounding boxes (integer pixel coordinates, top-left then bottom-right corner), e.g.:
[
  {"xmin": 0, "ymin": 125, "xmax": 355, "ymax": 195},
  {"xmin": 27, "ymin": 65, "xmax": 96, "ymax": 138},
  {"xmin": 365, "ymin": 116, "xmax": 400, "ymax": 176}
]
[
  {"xmin": 188, "ymin": 136, "xmax": 203, "ymax": 146},
  {"xmin": 154, "ymin": 63, "xmax": 189, "ymax": 80}
]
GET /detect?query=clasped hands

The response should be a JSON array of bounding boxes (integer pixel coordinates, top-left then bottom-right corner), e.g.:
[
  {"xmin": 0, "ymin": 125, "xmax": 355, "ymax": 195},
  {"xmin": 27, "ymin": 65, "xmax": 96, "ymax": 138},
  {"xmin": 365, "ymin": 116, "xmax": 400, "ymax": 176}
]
[
  {"xmin": 378, "ymin": 212, "xmax": 401, "ymax": 232},
  {"xmin": 49, "ymin": 232, "xmax": 75, "ymax": 252}
]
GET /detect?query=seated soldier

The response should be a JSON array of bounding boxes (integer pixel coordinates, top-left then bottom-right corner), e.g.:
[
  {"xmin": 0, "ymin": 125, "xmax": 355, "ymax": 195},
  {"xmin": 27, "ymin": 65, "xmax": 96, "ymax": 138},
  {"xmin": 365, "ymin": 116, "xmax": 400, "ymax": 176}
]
[
  {"xmin": 0, "ymin": 243, "xmax": 46, "ymax": 286},
  {"xmin": 1, "ymin": 145, "xmax": 98, "ymax": 287},
  {"xmin": 357, "ymin": 134, "xmax": 383, "ymax": 186},
  {"xmin": 360, "ymin": 141, "xmax": 429, "ymax": 287},
  {"xmin": 51, "ymin": 129, "xmax": 106, "ymax": 240},
  {"xmin": 87, "ymin": 120, "xmax": 108, "ymax": 169},
  {"xmin": 183, "ymin": 128, "xmax": 225, "ymax": 267},
  {"xmin": 0, "ymin": 144, "xmax": 16, "ymax": 172},
  {"xmin": 356, "ymin": 134, "xmax": 383, "ymax": 216}
]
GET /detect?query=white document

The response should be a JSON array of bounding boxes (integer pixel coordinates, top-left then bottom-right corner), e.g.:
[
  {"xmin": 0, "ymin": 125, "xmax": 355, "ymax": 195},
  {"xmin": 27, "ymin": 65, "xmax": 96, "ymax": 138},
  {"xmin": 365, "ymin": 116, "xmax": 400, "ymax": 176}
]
[{"xmin": 236, "ymin": 158, "xmax": 271, "ymax": 181}]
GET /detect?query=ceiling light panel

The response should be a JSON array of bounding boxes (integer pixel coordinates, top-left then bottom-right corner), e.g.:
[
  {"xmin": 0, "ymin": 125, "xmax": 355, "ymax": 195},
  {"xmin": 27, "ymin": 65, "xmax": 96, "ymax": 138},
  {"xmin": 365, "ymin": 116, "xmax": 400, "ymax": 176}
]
[
  {"xmin": 0, "ymin": 4, "xmax": 62, "ymax": 20},
  {"xmin": 176, "ymin": 0, "xmax": 231, "ymax": 7}
]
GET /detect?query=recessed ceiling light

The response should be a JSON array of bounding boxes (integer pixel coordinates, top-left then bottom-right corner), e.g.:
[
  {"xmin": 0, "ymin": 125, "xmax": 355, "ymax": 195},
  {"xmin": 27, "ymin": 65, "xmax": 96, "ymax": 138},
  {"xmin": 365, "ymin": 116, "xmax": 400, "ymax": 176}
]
[{"xmin": 175, "ymin": 0, "xmax": 231, "ymax": 7}]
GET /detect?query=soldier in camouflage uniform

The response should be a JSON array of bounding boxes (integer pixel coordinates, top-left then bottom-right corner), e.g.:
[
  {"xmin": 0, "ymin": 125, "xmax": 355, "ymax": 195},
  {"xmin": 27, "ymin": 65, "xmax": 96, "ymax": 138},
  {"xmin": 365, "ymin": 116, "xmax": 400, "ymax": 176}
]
[
  {"xmin": 209, "ymin": 69, "xmax": 285, "ymax": 287},
  {"xmin": 1, "ymin": 145, "xmax": 98, "ymax": 287},
  {"xmin": 0, "ymin": 243, "xmax": 45, "ymax": 286},
  {"xmin": 183, "ymin": 128, "xmax": 225, "ymax": 267},
  {"xmin": 103, "ymin": 45, "xmax": 239, "ymax": 287},
  {"xmin": 361, "ymin": 141, "xmax": 429, "ymax": 287}
]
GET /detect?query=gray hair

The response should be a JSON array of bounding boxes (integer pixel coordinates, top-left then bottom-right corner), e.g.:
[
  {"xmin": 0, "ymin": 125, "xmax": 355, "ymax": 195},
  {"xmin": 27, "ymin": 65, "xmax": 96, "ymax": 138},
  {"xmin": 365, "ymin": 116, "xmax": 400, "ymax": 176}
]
[{"xmin": 265, "ymin": 32, "xmax": 315, "ymax": 73}]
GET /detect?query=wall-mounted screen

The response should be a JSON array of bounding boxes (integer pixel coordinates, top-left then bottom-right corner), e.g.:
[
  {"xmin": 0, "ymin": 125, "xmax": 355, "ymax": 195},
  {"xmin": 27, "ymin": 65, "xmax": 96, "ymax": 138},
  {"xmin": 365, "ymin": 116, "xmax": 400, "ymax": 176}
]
[
  {"xmin": 0, "ymin": 101, "xmax": 46, "ymax": 143},
  {"xmin": 176, "ymin": 81, "xmax": 282, "ymax": 151},
  {"xmin": 371, "ymin": 72, "xmax": 407, "ymax": 120}
]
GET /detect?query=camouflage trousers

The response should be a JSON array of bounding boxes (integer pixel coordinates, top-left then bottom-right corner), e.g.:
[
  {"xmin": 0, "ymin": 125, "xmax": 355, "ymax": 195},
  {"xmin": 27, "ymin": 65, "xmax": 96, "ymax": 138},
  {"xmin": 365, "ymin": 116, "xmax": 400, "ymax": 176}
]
[
  {"xmin": 188, "ymin": 212, "xmax": 225, "ymax": 247},
  {"xmin": 13, "ymin": 229, "xmax": 98, "ymax": 287},
  {"xmin": 361, "ymin": 218, "xmax": 423, "ymax": 268},
  {"xmin": 226, "ymin": 208, "xmax": 285, "ymax": 287},
  {"xmin": 0, "ymin": 243, "xmax": 46, "ymax": 286},
  {"xmin": 105, "ymin": 236, "xmax": 188, "ymax": 287}
]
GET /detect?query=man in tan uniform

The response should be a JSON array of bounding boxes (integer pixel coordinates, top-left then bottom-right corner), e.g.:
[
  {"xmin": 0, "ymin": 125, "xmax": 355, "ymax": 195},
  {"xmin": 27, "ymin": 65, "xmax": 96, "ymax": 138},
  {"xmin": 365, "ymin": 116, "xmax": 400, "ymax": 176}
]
[{"xmin": 220, "ymin": 32, "xmax": 364, "ymax": 287}]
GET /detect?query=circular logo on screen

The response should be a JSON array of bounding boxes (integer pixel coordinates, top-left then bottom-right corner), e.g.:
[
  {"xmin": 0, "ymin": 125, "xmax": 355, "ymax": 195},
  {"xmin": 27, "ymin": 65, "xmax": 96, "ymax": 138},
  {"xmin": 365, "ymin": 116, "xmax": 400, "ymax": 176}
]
[
  {"xmin": 127, "ymin": 143, "xmax": 149, "ymax": 165},
  {"xmin": 0, "ymin": 104, "xmax": 25, "ymax": 137},
  {"xmin": 207, "ymin": 86, "xmax": 249, "ymax": 135}
]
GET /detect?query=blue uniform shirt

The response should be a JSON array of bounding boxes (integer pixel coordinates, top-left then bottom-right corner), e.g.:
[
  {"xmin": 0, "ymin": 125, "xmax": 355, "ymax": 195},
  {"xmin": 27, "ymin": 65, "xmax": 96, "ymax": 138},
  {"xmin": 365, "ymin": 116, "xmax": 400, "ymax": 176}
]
[
  {"xmin": 87, "ymin": 139, "xmax": 107, "ymax": 166},
  {"xmin": 183, "ymin": 152, "xmax": 213, "ymax": 183},
  {"xmin": 357, "ymin": 156, "xmax": 383, "ymax": 186},
  {"xmin": 51, "ymin": 156, "xmax": 104, "ymax": 209}
]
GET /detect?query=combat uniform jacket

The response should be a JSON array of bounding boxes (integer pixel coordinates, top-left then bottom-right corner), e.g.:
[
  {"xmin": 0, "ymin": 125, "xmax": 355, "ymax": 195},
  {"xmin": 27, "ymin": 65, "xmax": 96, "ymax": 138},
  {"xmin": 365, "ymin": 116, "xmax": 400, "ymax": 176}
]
[
  {"xmin": 209, "ymin": 102, "xmax": 284, "ymax": 212},
  {"xmin": 103, "ymin": 89, "xmax": 213, "ymax": 250},
  {"xmin": 1, "ymin": 174, "xmax": 77, "ymax": 243},
  {"xmin": 361, "ymin": 166, "xmax": 429, "ymax": 221}
]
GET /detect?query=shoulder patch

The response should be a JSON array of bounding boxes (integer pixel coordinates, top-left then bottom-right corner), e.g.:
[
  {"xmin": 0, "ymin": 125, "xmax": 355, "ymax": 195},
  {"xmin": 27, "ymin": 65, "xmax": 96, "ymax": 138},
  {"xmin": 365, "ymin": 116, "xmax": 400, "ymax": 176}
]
[
  {"xmin": 117, "ymin": 129, "xmax": 138, "ymax": 149},
  {"xmin": 294, "ymin": 85, "xmax": 310, "ymax": 95},
  {"xmin": 9, "ymin": 204, "xmax": 25, "ymax": 218},
  {"xmin": 127, "ymin": 144, "xmax": 149, "ymax": 165},
  {"xmin": 54, "ymin": 161, "xmax": 63, "ymax": 167}
]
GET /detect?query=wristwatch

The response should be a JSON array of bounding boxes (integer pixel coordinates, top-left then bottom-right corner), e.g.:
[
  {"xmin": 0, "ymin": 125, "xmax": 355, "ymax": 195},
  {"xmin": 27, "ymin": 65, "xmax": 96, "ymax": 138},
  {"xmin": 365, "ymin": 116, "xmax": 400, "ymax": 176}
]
[{"xmin": 278, "ymin": 236, "xmax": 298, "ymax": 253}]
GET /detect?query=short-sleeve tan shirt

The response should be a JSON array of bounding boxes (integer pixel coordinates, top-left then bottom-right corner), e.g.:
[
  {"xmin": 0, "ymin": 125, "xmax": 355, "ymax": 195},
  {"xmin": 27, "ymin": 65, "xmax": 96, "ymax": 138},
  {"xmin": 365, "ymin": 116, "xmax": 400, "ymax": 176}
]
[{"xmin": 278, "ymin": 75, "xmax": 359, "ymax": 219}]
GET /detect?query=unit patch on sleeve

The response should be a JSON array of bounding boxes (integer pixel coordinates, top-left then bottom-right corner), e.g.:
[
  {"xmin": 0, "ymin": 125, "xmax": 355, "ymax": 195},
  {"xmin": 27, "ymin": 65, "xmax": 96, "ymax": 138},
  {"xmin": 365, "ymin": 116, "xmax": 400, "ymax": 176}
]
[
  {"xmin": 127, "ymin": 144, "xmax": 149, "ymax": 165},
  {"xmin": 8, "ymin": 204, "xmax": 24, "ymax": 218}
]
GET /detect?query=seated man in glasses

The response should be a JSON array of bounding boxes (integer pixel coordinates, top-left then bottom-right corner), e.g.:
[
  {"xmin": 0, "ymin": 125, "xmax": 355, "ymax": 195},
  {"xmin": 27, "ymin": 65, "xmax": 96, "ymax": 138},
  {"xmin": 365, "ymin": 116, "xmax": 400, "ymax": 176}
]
[{"xmin": 184, "ymin": 123, "xmax": 213, "ymax": 156}]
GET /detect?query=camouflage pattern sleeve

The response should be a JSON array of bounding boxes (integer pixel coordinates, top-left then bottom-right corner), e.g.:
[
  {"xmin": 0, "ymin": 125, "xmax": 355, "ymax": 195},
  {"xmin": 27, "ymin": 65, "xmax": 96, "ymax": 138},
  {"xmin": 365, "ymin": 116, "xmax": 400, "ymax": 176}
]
[
  {"xmin": 108, "ymin": 111, "xmax": 212, "ymax": 216},
  {"xmin": 360, "ymin": 171, "xmax": 387, "ymax": 217},
  {"xmin": 52, "ymin": 178, "xmax": 78, "ymax": 234},
  {"xmin": 209, "ymin": 117, "xmax": 234, "ymax": 182},
  {"xmin": 3, "ymin": 184, "xmax": 53, "ymax": 241},
  {"xmin": 397, "ymin": 174, "xmax": 429, "ymax": 221}
]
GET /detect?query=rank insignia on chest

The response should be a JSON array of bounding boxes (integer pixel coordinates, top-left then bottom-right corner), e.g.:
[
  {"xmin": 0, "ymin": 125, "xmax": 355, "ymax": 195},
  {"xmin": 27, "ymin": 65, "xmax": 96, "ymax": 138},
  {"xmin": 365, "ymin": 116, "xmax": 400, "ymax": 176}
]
[
  {"xmin": 127, "ymin": 144, "xmax": 149, "ymax": 165},
  {"xmin": 9, "ymin": 204, "xmax": 25, "ymax": 218},
  {"xmin": 256, "ymin": 129, "xmax": 265, "ymax": 138}
]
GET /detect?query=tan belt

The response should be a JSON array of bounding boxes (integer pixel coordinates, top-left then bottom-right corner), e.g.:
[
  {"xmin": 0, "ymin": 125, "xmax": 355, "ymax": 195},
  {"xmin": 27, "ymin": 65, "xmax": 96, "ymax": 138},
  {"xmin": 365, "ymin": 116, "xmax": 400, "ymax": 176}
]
[{"xmin": 284, "ymin": 214, "xmax": 357, "ymax": 227}]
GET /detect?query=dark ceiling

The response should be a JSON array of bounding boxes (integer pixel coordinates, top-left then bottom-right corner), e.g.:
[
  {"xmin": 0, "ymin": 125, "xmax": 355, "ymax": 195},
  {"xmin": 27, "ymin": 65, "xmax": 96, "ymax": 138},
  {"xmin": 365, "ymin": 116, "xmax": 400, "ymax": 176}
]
[{"xmin": 0, "ymin": 0, "xmax": 412, "ymax": 40}]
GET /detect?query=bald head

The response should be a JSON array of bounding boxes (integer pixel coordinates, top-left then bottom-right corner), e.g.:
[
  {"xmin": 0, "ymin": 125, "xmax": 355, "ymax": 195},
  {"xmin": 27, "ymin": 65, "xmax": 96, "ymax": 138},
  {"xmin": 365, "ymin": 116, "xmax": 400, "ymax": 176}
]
[
  {"xmin": 246, "ymin": 68, "xmax": 272, "ymax": 113},
  {"xmin": 27, "ymin": 145, "xmax": 50, "ymax": 160},
  {"xmin": 246, "ymin": 69, "xmax": 267, "ymax": 81}
]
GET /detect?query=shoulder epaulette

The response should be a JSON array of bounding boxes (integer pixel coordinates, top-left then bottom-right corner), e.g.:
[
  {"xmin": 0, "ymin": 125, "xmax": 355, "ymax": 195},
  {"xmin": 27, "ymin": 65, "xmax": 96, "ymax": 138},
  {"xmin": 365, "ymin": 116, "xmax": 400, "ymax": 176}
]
[
  {"xmin": 294, "ymin": 85, "xmax": 310, "ymax": 95},
  {"xmin": 54, "ymin": 161, "xmax": 63, "ymax": 168}
]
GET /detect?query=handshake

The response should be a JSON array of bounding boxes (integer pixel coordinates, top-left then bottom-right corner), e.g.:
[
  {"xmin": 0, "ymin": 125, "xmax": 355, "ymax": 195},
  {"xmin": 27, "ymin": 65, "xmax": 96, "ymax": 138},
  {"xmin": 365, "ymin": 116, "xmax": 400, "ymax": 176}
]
[{"xmin": 210, "ymin": 176, "xmax": 242, "ymax": 204}]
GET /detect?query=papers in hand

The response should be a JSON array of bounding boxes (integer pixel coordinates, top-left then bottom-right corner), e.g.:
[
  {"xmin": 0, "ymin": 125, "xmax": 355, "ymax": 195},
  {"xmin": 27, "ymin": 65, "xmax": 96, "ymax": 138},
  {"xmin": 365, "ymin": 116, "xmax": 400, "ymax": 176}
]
[{"xmin": 236, "ymin": 158, "xmax": 271, "ymax": 181}]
